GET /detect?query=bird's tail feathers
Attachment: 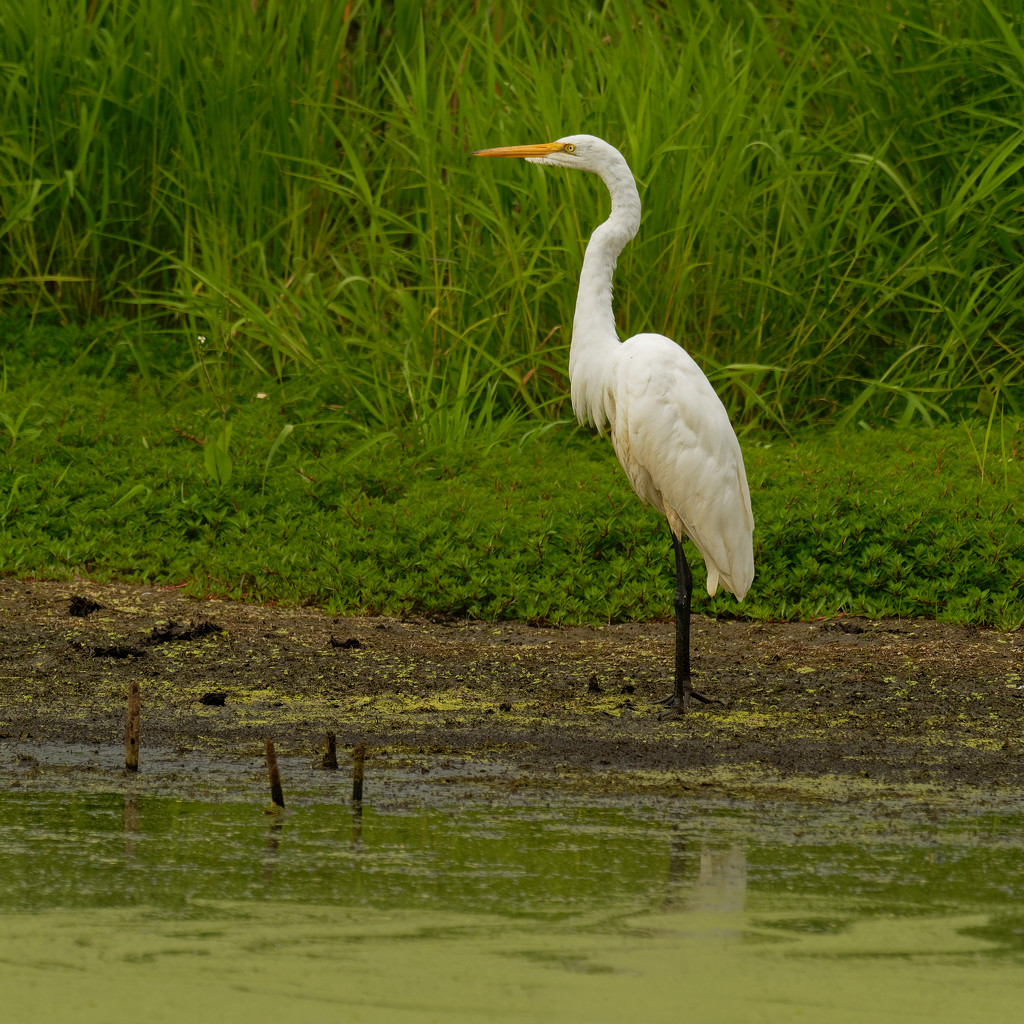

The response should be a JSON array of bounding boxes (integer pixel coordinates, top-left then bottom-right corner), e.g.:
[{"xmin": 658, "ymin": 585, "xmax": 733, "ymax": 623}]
[
  {"xmin": 667, "ymin": 509, "xmax": 753, "ymax": 603},
  {"xmin": 706, "ymin": 560, "xmax": 753, "ymax": 602}
]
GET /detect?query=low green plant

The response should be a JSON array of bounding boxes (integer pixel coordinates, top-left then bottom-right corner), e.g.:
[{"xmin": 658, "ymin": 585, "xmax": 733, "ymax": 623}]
[
  {"xmin": 1, "ymin": 353, "xmax": 1020, "ymax": 629},
  {"xmin": 203, "ymin": 420, "xmax": 233, "ymax": 487},
  {"xmin": 0, "ymin": 400, "xmax": 42, "ymax": 453}
]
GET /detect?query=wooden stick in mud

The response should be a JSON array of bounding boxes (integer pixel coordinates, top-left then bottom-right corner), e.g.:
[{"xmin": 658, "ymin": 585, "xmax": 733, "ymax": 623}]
[
  {"xmin": 352, "ymin": 742, "xmax": 366, "ymax": 803},
  {"xmin": 265, "ymin": 737, "xmax": 285, "ymax": 808},
  {"xmin": 322, "ymin": 730, "xmax": 338, "ymax": 770},
  {"xmin": 125, "ymin": 679, "xmax": 141, "ymax": 771}
]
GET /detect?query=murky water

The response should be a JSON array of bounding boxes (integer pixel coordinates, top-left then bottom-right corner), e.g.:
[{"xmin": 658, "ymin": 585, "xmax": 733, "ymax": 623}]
[{"xmin": 2, "ymin": 774, "xmax": 1023, "ymax": 1023}]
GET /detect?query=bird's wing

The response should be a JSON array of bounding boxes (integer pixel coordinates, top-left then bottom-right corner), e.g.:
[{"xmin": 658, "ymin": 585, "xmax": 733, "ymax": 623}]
[{"xmin": 609, "ymin": 334, "xmax": 754, "ymax": 599}]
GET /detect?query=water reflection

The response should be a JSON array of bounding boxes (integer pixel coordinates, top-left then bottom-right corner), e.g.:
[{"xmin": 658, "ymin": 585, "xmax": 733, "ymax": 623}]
[
  {"xmin": 1, "ymin": 789, "xmax": 1022, "ymax": 1022},
  {"xmin": 262, "ymin": 816, "xmax": 283, "ymax": 882},
  {"xmin": 123, "ymin": 790, "xmax": 138, "ymax": 859},
  {"xmin": 664, "ymin": 829, "xmax": 748, "ymax": 914},
  {"xmin": 351, "ymin": 800, "xmax": 363, "ymax": 848},
  {"xmin": 688, "ymin": 845, "xmax": 748, "ymax": 914}
]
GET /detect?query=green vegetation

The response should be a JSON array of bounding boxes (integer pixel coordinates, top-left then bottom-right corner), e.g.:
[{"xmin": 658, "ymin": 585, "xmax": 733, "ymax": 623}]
[
  {"xmin": 2, "ymin": 333, "xmax": 1021, "ymax": 628},
  {"xmin": 2, "ymin": 0, "xmax": 1023, "ymax": 427},
  {"xmin": 1, "ymin": 2, "xmax": 1022, "ymax": 628}
]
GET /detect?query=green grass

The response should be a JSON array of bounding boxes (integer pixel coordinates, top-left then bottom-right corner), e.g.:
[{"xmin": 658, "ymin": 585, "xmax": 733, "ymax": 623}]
[
  {"xmin": 2, "ymin": 3, "xmax": 1023, "ymax": 630},
  {"xmin": 2, "ymin": 0, "xmax": 1023, "ymax": 432},
  {"xmin": 2, "ymin": 342, "xmax": 1022, "ymax": 629}
]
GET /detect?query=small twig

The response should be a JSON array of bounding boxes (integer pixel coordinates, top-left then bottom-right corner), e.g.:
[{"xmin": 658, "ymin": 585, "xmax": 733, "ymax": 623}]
[
  {"xmin": 266, "ymin": 737, "xmax": 285, "ymax": 808},
  {"xmin": 170, "ymin": 424, "xmax": 206, "ymax": 446},
  {"xmin": 322, "ymin": 730, "xmax": 338, "ymax": 769}
]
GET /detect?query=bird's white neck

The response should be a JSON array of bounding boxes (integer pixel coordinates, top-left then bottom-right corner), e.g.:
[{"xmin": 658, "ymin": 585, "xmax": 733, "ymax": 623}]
[{"xmin": 569, "ymin": 158, "xmax": 641, "ymax": 431}]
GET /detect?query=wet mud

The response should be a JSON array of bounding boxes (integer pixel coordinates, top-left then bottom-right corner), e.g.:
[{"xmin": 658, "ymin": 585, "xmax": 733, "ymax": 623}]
[{"xmin": 2, "ymin": 577, "xmax": 1023, "ymax": 802}]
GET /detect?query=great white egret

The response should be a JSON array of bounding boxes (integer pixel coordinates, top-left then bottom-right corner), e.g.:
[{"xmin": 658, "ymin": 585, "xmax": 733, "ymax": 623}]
[{"xmin": 473, "ymin": 134, "xmax": 754, "ymax": 714}]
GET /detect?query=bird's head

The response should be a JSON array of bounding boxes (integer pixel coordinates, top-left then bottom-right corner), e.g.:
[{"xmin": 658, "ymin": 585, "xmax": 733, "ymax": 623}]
[{"xmin": 472, "ymin": 134, "xmax": 623, "ymax": 176}]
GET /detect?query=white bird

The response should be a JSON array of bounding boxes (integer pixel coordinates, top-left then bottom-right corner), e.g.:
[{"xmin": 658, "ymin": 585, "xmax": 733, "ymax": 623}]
[{"xmin": 473, "ymin": 134, "xmax": 754, "ymax": 714}]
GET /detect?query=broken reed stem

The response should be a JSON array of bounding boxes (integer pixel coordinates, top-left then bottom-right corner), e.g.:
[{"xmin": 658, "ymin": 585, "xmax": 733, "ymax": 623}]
[
  {"xmin": 125, "ymin": 679, "xmax": 140, "ymax": 771},
  {"xmin": 322, "ymin": 730, "xmax": 338, "ymax": 770},
  {"xmin": 265, "ymin": 737, "xmax": 285, "ymax": 808},
  {"xmin": 352, "ymin": 742, "xmax": 366, "ymax": 803}
]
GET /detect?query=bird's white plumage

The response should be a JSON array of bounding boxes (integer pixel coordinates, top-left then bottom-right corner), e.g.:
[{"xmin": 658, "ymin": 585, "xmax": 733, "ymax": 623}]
[
  {"xmin": 473, "ymin": 132, "xmax": 755, "ymax": 604},
  {"xmin": 551, "ymin": 136, "xmax": 753, "ymax": 601},
  {"xmin": 608, "ymin": 333, "xmax": 754, "ymax": 598}
]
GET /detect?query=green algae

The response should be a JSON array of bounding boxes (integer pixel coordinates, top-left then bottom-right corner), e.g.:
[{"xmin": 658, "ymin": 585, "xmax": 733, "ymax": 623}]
[{"xmin": 2, "ymin": 787, "xmax": 1023, "ymax": 1023}]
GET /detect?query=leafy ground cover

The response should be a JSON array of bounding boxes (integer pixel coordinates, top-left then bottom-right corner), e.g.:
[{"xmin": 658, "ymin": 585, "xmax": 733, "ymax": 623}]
[{"xmin": 2, "ymin": 335, "xmax": 1021, "ymax": 629}]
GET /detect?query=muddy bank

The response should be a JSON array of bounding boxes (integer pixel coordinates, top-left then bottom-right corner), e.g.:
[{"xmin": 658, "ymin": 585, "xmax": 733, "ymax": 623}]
[{"xmin": 1, "ymin": 577, "xmax": 1023, "ymax": 801}]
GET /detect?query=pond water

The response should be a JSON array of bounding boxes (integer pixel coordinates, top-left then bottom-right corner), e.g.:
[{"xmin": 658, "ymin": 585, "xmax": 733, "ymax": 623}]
[{"xmin": 2, "ymin": 773, "xmax": 1023, "ymax": 1023}]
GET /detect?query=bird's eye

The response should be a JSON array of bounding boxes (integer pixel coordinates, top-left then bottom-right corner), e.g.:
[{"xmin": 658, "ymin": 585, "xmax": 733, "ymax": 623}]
[{"xmin": 563, "ymin": 143, "xmax": 576, "ymax": 154}]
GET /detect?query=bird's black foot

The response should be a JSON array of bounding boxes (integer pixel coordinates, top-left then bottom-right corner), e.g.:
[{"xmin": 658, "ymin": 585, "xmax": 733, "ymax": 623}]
[{"xmin": 652, "ymin": 688, "xmax": 724, "ymax": 714}]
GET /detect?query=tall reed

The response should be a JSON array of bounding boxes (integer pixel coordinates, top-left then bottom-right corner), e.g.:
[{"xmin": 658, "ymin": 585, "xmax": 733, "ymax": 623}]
[{"xmin": 1, "ymin": 0, "xmax": 1022, "ymax": 430}]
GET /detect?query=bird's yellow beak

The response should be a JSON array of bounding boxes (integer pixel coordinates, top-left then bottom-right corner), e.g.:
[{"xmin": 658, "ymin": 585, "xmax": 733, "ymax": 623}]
[{"xmin": 471, "ymin": 141, "xmax": 565, "ymax": 159}]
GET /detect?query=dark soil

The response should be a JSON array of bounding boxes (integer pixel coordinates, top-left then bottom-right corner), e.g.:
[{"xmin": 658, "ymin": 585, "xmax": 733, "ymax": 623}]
[{"xmin": 2, "ymin": 577, "xmax": 1023, "ymax": 800}]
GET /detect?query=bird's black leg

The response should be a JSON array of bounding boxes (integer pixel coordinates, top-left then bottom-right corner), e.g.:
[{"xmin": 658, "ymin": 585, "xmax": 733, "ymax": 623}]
[
  {"xmin": 656, "ymin": 531, "xmax": 721, "ymax": 714},
  {"xmin": 672, "ymin": 532, "xmax": 694, "ymax": 707}
]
